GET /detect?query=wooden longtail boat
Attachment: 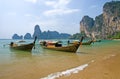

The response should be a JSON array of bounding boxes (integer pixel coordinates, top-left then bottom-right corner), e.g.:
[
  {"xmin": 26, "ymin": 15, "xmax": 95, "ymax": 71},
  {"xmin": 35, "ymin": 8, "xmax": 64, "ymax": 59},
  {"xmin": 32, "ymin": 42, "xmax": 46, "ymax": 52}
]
[
  {"xmin": 42, "ymin": 44, "xmax": 80, "ymax": 52},
  {"xmin": 41, "ymin": 36, "xmax": 84, "ymax": 53},
  {"xmin": 10, "ymin": 37, "xmax": 37, "ymax": 51},
  {"xmin": 70, "ymin": 40, "xmax": 93, "ymax": 45},
  {"xmin": 10, "ymin": 43, "xmax": 34, "ymax": 51}
]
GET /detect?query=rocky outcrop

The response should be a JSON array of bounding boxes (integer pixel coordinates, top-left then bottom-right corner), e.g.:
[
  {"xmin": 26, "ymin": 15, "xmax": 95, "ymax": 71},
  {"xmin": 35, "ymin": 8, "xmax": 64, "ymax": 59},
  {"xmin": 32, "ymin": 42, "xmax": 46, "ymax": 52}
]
[
  {"xmin": 40, "ymin": 30, "xmax": 71, "ymax": 39},
  {"xmin": 24, "ymin": 33, "xmax": 32, "ymax": 39},
  {"xmin": 60, "ymin": 33, "xmax": 71, "ymax": 39},
  {"xmin": 12, "ymin": 25, "xmax": 71, "ymax": 39},
  {"xmin": 80, "ymin": 16, "xmax": 94, "ymax": 34},
  {"xmin": 93, "ymin": 14, "xmax": 104, "ymax": 38},
  {"xmin": 102, "ymin": 1, "xmax": 120, "ymax": 38},
  {"xmin": 33, "ymin": 25, "xmax": 71, "ymax": 39},
  {"xmin": 33, "ymin": 25, "xmax": 42, "ymax": 39},
  {"xmin": 12, "ymin": 34, "xmax": 23, "ymax": 39},
  {"xmin": 80, "ymin": 1, "xmax": 120, "ymax": 39}
]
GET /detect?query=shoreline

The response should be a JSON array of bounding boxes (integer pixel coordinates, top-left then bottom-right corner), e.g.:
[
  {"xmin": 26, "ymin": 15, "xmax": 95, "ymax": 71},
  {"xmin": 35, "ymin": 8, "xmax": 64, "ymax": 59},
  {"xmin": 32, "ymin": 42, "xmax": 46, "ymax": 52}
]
[
  {"xmin": 41, "ymin": 63, "xmax": 89, "ymax": 79},
  {"xmin": 40, "ymin": 60, "xmax": 96, "ymax": 79},
  {"xmin": 57, "ymin": 53, "xmax": 120, "ymax": 79}
]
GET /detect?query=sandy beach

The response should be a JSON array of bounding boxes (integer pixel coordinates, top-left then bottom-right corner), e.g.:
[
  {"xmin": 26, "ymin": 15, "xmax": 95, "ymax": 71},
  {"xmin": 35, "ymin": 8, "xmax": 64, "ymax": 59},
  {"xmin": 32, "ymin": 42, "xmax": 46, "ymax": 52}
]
[{"xmin": 58, "ymin": 52, "xmax": 120, "ymax": 79}]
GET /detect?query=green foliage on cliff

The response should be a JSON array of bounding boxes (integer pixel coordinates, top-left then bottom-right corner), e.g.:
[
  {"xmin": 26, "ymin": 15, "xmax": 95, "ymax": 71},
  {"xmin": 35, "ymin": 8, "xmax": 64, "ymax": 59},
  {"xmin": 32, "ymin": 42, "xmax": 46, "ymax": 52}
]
[
  {"xmin": 107, "ymin": 31, "xmax": 120, "ymax": 39},
  {"xmin": 69, "ymin": 32, "xmax": 86, "ymax": 39},
  {"xmin": 104, "ymin": 1, "xmax": 120, "ymax": 16},
  {"xmin": 69, "ymin": 33, "xmax": 84, "ymax": 39},
  {"xmin": 112, "ymin": 31, "xmax": 120, "ymax": 39}
]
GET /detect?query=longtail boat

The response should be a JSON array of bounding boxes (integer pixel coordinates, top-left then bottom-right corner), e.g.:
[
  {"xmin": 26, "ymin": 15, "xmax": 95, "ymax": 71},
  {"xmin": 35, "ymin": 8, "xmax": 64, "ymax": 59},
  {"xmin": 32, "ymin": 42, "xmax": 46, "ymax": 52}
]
[
  {"xmin": 10, "ymin": 37, "xmax": 37, "ymax": 51},
  {"xmin": 82, "ymin": 40, "xmax": 93, "ymax": 45},
  {"xmin": 70, "ymin": 40, "xmax": 93, "ymax": 45},
  {"xmin": 42, "ymin": 44, "xmax": 80, "ymax": 52},
  {"xmin": 41, "ymin": 36, "xmax": 84, "ymax": 53}
]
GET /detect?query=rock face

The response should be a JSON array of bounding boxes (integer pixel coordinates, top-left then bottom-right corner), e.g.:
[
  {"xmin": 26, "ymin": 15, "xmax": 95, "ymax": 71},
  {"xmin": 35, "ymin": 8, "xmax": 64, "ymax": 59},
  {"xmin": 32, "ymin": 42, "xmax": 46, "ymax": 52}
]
[
  {"xmin": 93, "ymin": 14, "xmax": 104, "ymax": 38},
  {"xmin": 60, "ymin": 33, "xmax": 71, "ymax": 39},
  {"xmin": 12, "ymin": 25, "xmax": 71, "ymax": 39},
  {"xmin": 102, "ymin": 1, "xmax": 120, "ymax": 38},
  {"xmin": 40, "ymin": 30, "xmax": 59, "ymax": 39},
  {"xmin": 33, "ymin": 25, "xmax": 42, "ymax": 39},
  {"xmin": 24, "ymin": 33, "xmax": 32, "ymax": 39},
  {"xmin": 32, "ymin": 25, "xmax": 71, "ymax": 39},
  {"xmin": 40, "ymin": 31, "xmax": 70, "ymax": 39},
  {"xmin": 80, "ymin": 16, "xmax": 94, "ymax": 33},
  {"xmin": 12, "ymin": 34, "xmax": 23, "ymax": 39},
  {"xmin": 80, "ymin": 1, "xmax": 120, "ymax": 39},
  {"xmin": 80, "ymin": 16, "xmax": 94, "ymax": 37}
]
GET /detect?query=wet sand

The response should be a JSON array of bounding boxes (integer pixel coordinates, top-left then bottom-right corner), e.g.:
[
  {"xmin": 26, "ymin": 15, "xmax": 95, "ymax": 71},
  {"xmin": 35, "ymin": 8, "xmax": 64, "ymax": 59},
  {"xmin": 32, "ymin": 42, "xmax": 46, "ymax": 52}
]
[
  {"xmin": 1, "ymin": 53, "xmax": 120, "ymax": 79},
  {"xmin": 0, "ymin": 53, "xmax": 95, "ymax": 79},
  {"xmin": 58, "ymin": 52, "xmax": 120, "ymax": 79}
]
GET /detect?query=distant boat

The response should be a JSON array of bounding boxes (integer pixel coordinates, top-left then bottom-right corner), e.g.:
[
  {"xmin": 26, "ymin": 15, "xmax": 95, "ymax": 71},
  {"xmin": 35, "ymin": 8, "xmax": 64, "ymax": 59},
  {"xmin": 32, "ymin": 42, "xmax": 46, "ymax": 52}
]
[
  {"xmin": 10, "ymin": 37, "xmax": 37, "ymax": 51},
  {"xmin": 40, "ymin": 36, "xmax": 84, "ymax": 53},
  {"xmin": 70, "ymin": 40, "xmax": 93, "ymax": 45},
  {"xmin": 82, "ymin": 40, "xmax": 93, "ymax": 45}
]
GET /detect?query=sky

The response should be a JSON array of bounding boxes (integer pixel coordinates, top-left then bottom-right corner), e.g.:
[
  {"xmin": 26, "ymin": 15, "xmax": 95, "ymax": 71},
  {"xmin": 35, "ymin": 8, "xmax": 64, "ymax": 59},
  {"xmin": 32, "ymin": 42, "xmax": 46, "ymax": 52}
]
[{"xmin": 0, "ymin": 0, "xmax": 112, "ymax": 39}]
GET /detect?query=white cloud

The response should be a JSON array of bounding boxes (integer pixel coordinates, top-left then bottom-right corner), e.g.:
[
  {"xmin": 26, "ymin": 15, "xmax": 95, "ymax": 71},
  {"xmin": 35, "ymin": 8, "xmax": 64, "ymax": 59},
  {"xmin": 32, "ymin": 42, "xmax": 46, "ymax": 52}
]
[
  {"xmin": 43, "ymin": 0, "xmax": 79, "ymax": 16},
  {"xmin": 24, "ymin": 0, "xmax": 37, "ymax": 4},
  {"xmin": 44, "ymin": 9, "xmax": 79, "ymax": 16},
  {"xmin": 45, "ymin": 0, "xmax": 70, "ymax": 9},
  {"xmin": 45, "ymin": 1, "xmax": 56, "ymax": 6}
]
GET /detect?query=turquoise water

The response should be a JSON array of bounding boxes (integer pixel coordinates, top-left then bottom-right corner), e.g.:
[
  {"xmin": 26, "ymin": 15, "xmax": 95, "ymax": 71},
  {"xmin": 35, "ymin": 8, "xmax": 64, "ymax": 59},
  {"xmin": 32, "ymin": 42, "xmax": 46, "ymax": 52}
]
[{"xmin": 0, "ymin": 39, "xmax": 120, "ymax": 79}]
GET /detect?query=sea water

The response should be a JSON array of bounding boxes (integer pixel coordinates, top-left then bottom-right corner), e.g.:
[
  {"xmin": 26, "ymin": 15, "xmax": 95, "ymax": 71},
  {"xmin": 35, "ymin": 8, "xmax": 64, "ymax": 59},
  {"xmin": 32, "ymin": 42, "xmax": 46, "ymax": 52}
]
[{"xmin": 0, "ymin": 39, "xmax": 120, "ymax": 79}]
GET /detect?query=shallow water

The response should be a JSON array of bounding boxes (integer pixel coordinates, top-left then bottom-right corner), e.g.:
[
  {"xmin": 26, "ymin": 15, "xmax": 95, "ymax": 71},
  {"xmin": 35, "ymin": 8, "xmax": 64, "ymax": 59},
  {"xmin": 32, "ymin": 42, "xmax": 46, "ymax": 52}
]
[{"xmin": 0, "ymin": 39, "xmax": 120, "ymax": 79}]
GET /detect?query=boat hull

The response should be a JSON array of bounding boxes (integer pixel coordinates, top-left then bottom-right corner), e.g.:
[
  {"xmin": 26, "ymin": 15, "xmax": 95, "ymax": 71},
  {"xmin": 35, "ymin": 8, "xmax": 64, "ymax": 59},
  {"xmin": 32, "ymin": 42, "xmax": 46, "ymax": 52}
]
[
  {"xmin": 70, "ymin": 41, "xmax": 93, "ymax": 45},
  {"xmin": 10, "ymin": 43, "xmax": 34, "ymax": 51},
  {"xmin": 42, "ymin": 44, "xmax": 79, "ymax": 53}
]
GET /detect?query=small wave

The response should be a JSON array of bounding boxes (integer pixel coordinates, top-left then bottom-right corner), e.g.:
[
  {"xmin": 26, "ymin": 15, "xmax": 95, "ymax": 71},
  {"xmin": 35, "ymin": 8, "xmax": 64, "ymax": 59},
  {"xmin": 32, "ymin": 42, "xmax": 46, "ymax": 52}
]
[
  {"xmin": 104, "ymin": 54, "xmax": 116, "ymax": 60},
  {"xmin": 40, "ymin": 64, "xmax": 88, "ymax": 79}
]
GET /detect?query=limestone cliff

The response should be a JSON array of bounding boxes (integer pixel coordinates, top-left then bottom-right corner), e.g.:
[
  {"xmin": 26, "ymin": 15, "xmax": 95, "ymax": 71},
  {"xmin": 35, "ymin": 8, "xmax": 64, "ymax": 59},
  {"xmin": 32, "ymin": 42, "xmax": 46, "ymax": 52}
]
[
  {"xmin": 102, "ymin": 1, "xmax": 120, "ymax": 38},
  {"xmin": 33, "ymin": 25, "xmax": 42, "ymax": 39},
  {"xmin": 24, "ymin": 33, "xmax": 32, "ymax": 39},
  {"xmin": 12, "ymin": 34, "xmax": 23, "ymax": 39},
  {"xmin": 80, "ymin": 16, "xmax": 94, "ymax": 37},
  {"xmin": 12, "ymin": 25, "xmax": 71, "ymax": 39},
  {"xmin": 80, "ymin": 1, "xmax": 120, "ymax": 39},
  {"xmin": 80, "ymin": 16, "xmax": 94, "ymax": 32},
  {"xmin": 32, "ymin": 25, "xmax": 71, "ymax": 39},
  {"xmin": 93, "ymin": 14, "xmax": 104, "ymax": 38}
]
